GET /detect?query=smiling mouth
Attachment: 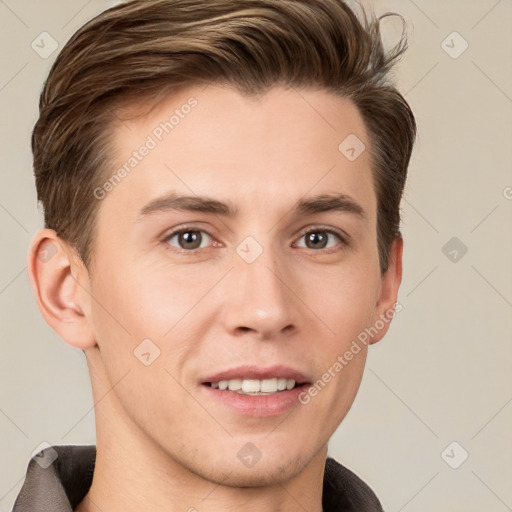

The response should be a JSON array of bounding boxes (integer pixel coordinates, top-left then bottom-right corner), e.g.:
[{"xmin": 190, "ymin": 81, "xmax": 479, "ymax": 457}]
[{"xmin": 203, "ymin": 378, "xmax": 309, "ymax": 395}]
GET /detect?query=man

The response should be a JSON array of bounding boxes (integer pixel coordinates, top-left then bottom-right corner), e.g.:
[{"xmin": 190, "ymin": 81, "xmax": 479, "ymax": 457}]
[{"xmin": 14, "ymin": 0, "xmax": 416, "ymax": 510}]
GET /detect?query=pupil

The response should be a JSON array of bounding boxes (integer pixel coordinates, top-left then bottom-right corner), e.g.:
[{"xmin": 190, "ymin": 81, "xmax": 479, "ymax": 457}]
[
  {"xmin": 307, "ymin": 232, "xmax": 327, "ymax": 249},
  {"xmin": 180, "ymin": 231, "xmax": 200, "ymax": 249}
]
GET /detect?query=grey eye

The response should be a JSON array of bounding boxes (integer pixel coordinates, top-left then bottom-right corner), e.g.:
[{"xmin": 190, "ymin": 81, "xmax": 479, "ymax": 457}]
[
  {"xmin": 296, "ymin": 230, "xmax": 341, "ymax": 250},
  {"xmin": 166, "ymin": 230, "xmax": 212, "ymax": 250}
]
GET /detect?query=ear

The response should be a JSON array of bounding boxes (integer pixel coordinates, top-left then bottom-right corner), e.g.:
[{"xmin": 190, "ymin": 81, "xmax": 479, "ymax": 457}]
[
  {"xmin": 27, "ymin": 229, "xmax": 97, "ymax": 349},
  {"xmin": 368, "ymin": 236, "xmax": 403, "ymax": 345}
]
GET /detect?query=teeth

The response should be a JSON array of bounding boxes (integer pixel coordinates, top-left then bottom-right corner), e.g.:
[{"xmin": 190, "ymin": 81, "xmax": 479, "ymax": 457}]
[
  {"xmin": 261, "ymin": 378, "xmax": 277, "ymax": 392},
  {"xmin": 228, "ymin": 379, "xmax": 242, "ymax": 391},
  {"xmin": 277, "ymin": 378, "xmax": 288, "ymax": 391},
  {"xmin": 210, "ymin": 378, "xmax": 297, "ymax": 394},
  {"xmin": 242, "ymin": 379, "xmax": 260, "ymax": 393}
]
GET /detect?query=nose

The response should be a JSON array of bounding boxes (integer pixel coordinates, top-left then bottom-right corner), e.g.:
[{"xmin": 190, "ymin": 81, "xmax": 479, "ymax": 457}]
[{"xmin": 220, "ymin": 242, "xmax": 299, "ymax": 340}]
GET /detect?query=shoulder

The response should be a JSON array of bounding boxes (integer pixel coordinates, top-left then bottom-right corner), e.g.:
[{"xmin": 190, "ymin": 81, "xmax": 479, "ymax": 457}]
[
  {"xmin": 322, "ymin": 456, "xmax": 384, "ymax": 512},
  {"xmin": 12, "ymin": 445, "xmax": 96, "ymax": 512}
]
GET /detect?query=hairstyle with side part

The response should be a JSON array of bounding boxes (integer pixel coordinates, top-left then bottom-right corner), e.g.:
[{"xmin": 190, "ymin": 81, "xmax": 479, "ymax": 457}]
[{"xmin": 32, "ymin": 0, "xmax": 416, "ymax": 274}]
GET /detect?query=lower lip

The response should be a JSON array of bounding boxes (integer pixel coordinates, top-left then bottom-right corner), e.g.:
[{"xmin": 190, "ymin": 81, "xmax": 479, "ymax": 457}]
[{"xmin": 201, "ymin": 384, "xmax": 310, "ymax": 417}]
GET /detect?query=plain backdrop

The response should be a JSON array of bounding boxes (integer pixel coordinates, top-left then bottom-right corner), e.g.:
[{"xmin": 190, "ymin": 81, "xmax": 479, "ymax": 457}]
[{"xmin": 1, "ymin": 1, "xmax": 511, "ymax": 510}]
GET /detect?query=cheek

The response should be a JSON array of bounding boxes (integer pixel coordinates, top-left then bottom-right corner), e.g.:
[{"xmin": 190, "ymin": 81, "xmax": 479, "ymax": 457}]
[
  {"xmin": 307, "ymin": 261, "xmax": 380, "ymax": 413},
  {"xmin": 90, "ymin": 257, "xmax": 194, "ymax": 337},
  {"xmin": 87, "ymin": 269, "xmax": 192, "ymax": 433},
  {"xmin": 303, "ymin": 263, "xmax": 380, "ymax": 342},
  {"xmin": 87, "ymin": 258, "xmax": 215, "ymax": 388}
]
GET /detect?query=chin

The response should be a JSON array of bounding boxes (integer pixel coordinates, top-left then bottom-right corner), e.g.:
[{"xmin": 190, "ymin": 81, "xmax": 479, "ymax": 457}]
[
  {"xmin": 215, "ymin": 463, "xmax": 303, "ymax": 488},
  {"xmin": 200, "ymin": 448, "xmax": 311, "ymax": 488}
]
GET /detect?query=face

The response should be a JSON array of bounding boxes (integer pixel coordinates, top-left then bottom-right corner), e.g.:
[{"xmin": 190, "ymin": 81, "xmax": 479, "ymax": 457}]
[{"xmin": 80, "ymin": 84, "xmax": 399, "ymax": 486}]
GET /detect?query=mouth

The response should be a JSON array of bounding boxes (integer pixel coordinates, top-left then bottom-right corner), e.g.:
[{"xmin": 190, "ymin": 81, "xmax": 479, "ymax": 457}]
[
  {"xmin": 199, "ymin": 365, "xmax": 312, "ymax": 416},
  {"xmin": 202, "ymin": 377, "xmax": 309, "ymax": 396}
]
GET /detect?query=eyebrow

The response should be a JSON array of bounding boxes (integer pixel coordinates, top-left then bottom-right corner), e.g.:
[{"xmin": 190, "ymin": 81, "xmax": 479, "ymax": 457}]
[{"xmin": 138, "ymin": 192, "xmax": 366, "ymax": 221}]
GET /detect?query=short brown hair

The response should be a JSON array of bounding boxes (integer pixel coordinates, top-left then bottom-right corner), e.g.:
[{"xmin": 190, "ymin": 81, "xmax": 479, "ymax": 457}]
[{"xmin": 32, "ymin": 0, "xmax": 416, "ymax": 273}]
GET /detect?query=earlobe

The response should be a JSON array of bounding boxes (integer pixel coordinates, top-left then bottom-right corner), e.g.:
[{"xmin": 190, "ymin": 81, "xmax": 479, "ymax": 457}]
[
  {"xmin": 368, "ymin": 236, "xmax": 403, "ymax": 345},
  {"xmin": 27, "ymin": 229, "xmax": 96, "ymax": 349}
]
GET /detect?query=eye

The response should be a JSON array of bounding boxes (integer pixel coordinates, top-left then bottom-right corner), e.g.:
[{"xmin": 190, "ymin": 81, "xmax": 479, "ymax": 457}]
[
  {"xmin": 162, "ymin": 226, "xmax": 347, "ymax": 254},
  {"xmin": 295, "ymin": 228, "xmax": 346, "ymax": 251},
  {"xmin": 164, "ymin": 228, "xmax": 214, "ymax": 251}
]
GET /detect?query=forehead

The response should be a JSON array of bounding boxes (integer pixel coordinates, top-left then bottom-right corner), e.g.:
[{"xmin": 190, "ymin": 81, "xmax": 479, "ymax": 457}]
[{"xmin": 101, "ymin": 84, "xmax": 376, "ymax": 225}]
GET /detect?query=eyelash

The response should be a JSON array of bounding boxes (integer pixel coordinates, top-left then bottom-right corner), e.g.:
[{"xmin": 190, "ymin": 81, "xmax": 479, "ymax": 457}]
[{"xmin": 162, "ymin": 225, "xmax": 349, "ymax": 255}]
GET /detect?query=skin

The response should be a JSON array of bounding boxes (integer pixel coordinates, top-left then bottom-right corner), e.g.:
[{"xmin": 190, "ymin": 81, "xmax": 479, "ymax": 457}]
[{"xmin": 28, "ymin": 84, "xmax": 402, "ymax": 512}]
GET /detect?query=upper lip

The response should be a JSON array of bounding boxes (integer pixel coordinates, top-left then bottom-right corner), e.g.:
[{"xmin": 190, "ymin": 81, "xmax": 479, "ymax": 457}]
[{"xmin": 201, "ymin": 365, "xmax": 311, "ymax": 384}]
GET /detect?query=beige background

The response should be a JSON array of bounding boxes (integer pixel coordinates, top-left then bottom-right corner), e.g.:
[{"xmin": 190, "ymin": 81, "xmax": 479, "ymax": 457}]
[{"xmin": 1, "ymin": 1, "xmax": 511, "ymax": 510}]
